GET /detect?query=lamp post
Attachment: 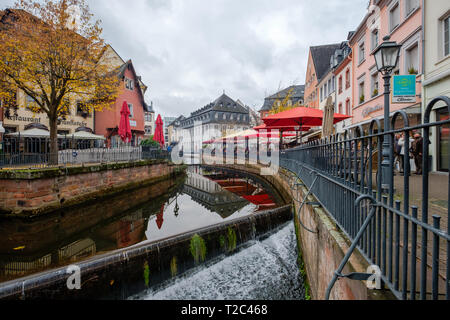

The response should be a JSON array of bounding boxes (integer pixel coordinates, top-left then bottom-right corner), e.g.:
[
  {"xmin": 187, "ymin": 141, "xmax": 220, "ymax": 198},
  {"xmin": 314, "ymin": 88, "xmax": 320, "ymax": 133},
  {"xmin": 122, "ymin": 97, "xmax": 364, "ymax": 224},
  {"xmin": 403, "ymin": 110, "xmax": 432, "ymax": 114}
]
[{"xmin": 372, "ymin": 36, "xmax": 401, "ymax": 192}]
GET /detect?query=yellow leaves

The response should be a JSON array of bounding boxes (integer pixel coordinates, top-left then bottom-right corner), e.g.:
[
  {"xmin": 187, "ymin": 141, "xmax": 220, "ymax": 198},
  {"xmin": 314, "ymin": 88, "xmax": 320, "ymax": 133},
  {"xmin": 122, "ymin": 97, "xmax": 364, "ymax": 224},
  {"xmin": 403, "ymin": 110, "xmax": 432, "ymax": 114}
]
[
  {"xmin": 269, "ymin": 88, "xmax": 297, "ymax": 115},
  {"xmin": 0, "ymin": 0, "xmax": 121, "ymax": 117},
  {"xmin": 13, "ymin": 246, "xmax": 26, "ymax": 251}
]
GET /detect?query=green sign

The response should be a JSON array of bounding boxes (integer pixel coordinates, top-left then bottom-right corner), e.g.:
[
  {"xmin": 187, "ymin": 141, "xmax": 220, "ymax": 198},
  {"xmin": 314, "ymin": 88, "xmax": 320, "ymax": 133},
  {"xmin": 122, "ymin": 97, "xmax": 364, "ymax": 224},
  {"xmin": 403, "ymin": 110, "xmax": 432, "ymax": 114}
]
[{"xmin": 392, "ymin": 75, "xmax": 416, "ymax": 103}]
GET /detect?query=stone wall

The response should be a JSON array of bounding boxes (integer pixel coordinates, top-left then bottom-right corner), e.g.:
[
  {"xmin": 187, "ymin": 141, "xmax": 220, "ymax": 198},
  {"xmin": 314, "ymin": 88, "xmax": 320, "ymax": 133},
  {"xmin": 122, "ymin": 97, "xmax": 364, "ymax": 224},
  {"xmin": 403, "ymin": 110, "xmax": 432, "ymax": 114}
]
[
  {"xmin": 0, "ymin": 160, "xmax": 185, "ymax": 217},
  {"xmin": 212, "ymin": 163, "xmax": 394, "ymax": 300}
]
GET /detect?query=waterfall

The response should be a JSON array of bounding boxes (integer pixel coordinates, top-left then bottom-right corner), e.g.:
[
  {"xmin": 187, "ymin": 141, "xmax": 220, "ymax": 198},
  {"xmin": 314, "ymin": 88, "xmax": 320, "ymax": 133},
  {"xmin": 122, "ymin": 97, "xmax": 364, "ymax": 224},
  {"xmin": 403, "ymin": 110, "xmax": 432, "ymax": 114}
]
[{"xmin": 133, "ymin": 222, "xmax": 305, "ymax": 300}]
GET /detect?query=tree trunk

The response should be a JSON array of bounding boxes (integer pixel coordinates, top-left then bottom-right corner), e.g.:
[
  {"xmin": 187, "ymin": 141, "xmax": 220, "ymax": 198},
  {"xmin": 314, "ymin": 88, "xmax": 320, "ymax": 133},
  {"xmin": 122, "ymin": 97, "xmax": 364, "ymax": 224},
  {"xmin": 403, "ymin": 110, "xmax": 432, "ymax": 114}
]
[{"xmin": 49, "ymin": 116, "xmax": 58, "ymax": 165}]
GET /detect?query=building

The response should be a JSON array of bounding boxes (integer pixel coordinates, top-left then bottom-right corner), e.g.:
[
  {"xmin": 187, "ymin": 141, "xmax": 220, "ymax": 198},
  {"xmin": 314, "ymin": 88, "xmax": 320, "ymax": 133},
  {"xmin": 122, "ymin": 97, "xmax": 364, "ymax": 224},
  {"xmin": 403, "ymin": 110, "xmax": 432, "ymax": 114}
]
[
  {"xmin": 179, "ymin": 93, "xmax": 251, "ymax": 153},
  {"xmin": 333, "ymin": 39, "xmax": 354, "ymax": 133},
  {"xmin": 422, "ymin": 0, "xmax": 450, "ymax": 172},
  {"xmin": 167, "ymin": 116, "xmax": 185, "ymax": 145},
  {"xmin": 94, "ymin": 55, "xmax": 147, "ymax": 147},
  {"xmin": 304, "ymin": 44, "xmax": 341, "ymax": 109},
  {"xmin": 144, "ymin": 101, "xmax": 155, "ymax": 138},
  {"xmin": 163, "ymin": 117, "xmax": 177, "ymax": 147},
  {"xmin": 348, "ymin": 0, "xmax": 422, "ymax": 130},
  {"xmin": 259, "ymin": 85, "xmax": 305, "ymax": 118}
]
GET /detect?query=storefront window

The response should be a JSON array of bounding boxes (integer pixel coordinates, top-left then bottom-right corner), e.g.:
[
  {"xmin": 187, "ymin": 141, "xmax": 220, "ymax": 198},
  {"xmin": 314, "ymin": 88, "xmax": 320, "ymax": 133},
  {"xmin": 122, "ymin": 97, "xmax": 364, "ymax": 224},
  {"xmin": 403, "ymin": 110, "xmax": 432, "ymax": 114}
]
[{"xmin": 437, "ymin": 108, "xmax": 449, "ymax": 172}]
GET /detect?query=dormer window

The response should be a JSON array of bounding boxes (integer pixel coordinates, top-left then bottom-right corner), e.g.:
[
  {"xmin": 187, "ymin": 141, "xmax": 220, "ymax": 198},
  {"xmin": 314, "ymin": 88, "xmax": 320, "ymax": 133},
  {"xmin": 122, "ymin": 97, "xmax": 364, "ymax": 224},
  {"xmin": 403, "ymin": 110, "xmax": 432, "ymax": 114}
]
[{"xmin": 125, "ymin": 77, "xmax": 134, "ymax": 91}]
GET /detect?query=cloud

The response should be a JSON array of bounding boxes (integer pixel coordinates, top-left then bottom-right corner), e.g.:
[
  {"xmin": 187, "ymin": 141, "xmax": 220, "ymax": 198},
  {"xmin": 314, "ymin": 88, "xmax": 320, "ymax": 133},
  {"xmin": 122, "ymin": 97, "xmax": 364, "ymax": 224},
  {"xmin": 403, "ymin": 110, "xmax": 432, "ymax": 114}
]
[{"xmin": 0, "ymin": 0, "xmax": 368, "ymax": 117}]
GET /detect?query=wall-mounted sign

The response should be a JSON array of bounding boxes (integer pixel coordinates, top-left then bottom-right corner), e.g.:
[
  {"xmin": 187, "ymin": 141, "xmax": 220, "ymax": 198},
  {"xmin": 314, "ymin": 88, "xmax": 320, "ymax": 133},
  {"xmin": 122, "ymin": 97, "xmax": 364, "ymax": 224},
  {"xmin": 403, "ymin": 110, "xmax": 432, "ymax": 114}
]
[
  {"xmin": 392, "ymin": 75, "xmax": 416, "ymax": 103},
  {"xmin": 362, "ymin": 104, "xmax": 383, "ymax": 118},
  {"xmin": 130, "ymin": 120, "xmax": 137, "ymax": 127}
]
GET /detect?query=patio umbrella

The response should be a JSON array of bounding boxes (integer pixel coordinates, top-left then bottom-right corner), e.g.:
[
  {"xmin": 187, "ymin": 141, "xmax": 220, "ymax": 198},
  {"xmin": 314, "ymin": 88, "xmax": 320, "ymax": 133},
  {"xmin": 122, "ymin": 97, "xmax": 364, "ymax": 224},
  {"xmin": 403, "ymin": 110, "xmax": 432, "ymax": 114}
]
[
  {"xmin": 153, "ymin": 115, "xmax": 165, "ymax": 148},
  {"xmin": 262, "ymin": 106, "xmax": 351, "ymax": 128},
  {"xmin": 118, "ymin": 101, "xmax": 132, "ymax": 143},
  {"xmin": 253, "ymin": 123, "xmax": 312, "ymax": 132},
  {"xmin": 156, "ymin": 204, "xmax": 165, "ymax": 230}
]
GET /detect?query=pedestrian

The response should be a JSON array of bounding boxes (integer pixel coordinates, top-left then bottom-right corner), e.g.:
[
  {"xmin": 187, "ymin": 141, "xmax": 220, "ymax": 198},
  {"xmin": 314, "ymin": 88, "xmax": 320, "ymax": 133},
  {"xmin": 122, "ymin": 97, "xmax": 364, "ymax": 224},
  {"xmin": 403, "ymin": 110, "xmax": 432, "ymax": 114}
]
[
  {"xmin": 411, "ymin": 132, "xmax": 423, "ymax": 175},
  {"xmin": 394, "ymin": 134, "xmax": 401, "ymax": 172},
  {"xmin": 397, "ymin": 133, "xmax": 414, "ymax": 176}
]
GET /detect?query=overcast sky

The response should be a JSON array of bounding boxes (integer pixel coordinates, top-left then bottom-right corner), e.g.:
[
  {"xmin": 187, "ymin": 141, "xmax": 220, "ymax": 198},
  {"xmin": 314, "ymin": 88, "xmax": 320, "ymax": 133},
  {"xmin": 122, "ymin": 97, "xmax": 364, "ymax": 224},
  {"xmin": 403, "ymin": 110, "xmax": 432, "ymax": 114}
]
[{"xmin": 0, "ymin": 0, "xmax": 368, "ymax": 117}]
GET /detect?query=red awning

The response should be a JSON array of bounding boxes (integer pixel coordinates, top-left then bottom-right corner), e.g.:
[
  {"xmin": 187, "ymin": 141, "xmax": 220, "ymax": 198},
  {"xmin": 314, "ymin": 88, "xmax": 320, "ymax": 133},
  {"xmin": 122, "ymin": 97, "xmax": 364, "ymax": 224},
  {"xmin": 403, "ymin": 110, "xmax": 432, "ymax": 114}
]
[{"xmin": 262, "ymin": 106, "xmax": 351, "ymax": 128}]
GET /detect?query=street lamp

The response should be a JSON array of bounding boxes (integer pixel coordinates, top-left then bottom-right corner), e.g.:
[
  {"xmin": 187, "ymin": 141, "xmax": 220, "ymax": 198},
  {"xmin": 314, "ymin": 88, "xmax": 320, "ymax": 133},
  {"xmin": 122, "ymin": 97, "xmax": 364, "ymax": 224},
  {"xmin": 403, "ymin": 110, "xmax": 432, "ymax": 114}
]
[{"xmin": 372, "ymin": 36, "xmax": 401, "ymax": 192}]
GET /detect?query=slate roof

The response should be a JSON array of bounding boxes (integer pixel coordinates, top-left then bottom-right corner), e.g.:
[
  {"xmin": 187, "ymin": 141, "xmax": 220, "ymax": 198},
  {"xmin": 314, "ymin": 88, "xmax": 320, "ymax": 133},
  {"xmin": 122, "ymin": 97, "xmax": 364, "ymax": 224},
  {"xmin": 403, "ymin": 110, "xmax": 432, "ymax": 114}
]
[
  {"xmin": 310, "ymin": 43, "xmax": 341, "ymax": 82},
  {"xmin": 143, "ymin": 102, "xmax": 154, "ymax": 113},
  {"xmin": 259, "ymin": 85, "xmax": 305, "ymax": 112}
]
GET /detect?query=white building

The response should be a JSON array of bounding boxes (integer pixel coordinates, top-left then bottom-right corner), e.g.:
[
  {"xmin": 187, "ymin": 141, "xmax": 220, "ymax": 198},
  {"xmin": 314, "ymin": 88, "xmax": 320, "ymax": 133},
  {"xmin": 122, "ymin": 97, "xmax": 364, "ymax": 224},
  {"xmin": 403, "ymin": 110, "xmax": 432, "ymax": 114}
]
[{"xmin": 422, "ymin": 0, "xmax": 450, "ymax": 172}]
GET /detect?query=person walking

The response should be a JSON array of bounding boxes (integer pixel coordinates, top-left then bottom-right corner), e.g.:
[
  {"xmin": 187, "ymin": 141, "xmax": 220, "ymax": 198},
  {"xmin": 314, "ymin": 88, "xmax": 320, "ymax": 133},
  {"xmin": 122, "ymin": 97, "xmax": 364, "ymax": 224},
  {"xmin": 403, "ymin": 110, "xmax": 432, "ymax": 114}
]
[
  {"xmin": 411, "ymin": 132, "xmax": 423, "ymax": 175},
  {"xmin": 397, "ymin": 133, "xmax": 414, "ymax": 176}
]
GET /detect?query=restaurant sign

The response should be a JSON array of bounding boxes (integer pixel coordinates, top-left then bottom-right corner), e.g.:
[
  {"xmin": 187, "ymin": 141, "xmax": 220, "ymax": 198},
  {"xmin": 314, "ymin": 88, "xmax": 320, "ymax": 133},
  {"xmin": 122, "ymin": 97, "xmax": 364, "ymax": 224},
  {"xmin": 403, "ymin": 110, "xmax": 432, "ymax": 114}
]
[
  {"xmin": 130, "ymin": 120, "xmax": 137, "ymax": 128},
  {"xmin": 392, "ymin": 75, "xmax": 416, "ymax": 103}
]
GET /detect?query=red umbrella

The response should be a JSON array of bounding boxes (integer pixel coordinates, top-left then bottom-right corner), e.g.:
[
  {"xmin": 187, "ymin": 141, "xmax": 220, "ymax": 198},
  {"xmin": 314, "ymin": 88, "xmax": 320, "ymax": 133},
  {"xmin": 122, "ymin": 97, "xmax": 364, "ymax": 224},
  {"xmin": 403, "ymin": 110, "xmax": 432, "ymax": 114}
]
[
  {"xmin": 253, "ymin": 123, "xmax": 312, "ymax": 132},
  {"xmin": 156, "ymin": 204, "xmax": 165, "ymax": 230},
  {"xmin": 262, "ymin": 106, "xmax": 351, "ymax": 128},
  {"xmin": 153, "ymin": 115, "xmax": 165, "ymax": 148},
  {"xmin": 118, "ymin": 101, "xmax": 132, "ymax": 143}
]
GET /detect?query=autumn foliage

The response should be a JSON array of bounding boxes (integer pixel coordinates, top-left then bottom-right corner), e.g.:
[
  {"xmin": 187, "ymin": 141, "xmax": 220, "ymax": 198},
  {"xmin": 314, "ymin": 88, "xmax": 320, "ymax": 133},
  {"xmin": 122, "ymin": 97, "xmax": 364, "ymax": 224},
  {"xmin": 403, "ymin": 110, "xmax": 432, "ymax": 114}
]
[{"xmin": 0, "ymin": 0, "xmax": 120, "ymax": 161}]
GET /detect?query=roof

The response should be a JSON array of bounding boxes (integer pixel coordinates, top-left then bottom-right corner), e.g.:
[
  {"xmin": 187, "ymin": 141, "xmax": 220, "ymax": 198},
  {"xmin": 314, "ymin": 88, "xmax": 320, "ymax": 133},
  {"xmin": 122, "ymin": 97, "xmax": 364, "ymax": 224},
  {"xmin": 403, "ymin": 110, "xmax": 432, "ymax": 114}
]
[
  {"xmin": 144, "ymin": 102, "xmax": 154, "ymax": 113},
  {"xmin": 266, "ymin": 85, "xmax": 305, "ymax": 100},
  {"xmin": 168, "ymin": 115, "xmax": 185, "ymax": 127},
  {"xmin": 211, "ymin": 93, "xmax": 249, "ymax": 114},
  {"xmin": 310, "ymin": 43, "xmax": 341, "ymax": 82},
  {"xmin": 259, "ymin": 85, "xmax": 305, "ymax": 112}
]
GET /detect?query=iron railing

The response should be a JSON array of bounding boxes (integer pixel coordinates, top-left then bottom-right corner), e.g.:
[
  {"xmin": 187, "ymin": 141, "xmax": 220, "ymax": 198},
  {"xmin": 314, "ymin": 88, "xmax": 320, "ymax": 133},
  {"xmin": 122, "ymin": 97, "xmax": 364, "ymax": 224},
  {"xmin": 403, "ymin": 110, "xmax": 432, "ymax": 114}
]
[
  {"xmin": 280, "ymin": 96, "xmax": 450, "ymax": 300},
  {"xmin": 0, "ymin": 144, "xmax": 170, "ymax": 169}
]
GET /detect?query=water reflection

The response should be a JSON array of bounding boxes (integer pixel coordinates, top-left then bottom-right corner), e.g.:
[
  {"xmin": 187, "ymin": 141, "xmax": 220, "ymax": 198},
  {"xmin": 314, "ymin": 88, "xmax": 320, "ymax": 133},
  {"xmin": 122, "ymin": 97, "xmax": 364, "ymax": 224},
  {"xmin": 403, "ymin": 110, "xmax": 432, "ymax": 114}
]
[
  {"xmin": 144, "ymin": 166, "xmax": 282, "ymax": 243},
  {"xmin": 0, "ymin": 166, "xmax": 284, "ymax": 283}
]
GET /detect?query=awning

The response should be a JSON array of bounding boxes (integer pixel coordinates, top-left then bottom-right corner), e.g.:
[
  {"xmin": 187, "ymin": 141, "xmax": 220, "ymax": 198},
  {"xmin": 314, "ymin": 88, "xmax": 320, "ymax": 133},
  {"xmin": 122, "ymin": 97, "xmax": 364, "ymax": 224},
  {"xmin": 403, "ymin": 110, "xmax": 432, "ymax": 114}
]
[
  {"xmin": 67, "ymin": 131, "xmax": 106, "ymax": 140},
  {"xmin": 7, "ymin": 128, "xmax": 64, "ymax": 139}
]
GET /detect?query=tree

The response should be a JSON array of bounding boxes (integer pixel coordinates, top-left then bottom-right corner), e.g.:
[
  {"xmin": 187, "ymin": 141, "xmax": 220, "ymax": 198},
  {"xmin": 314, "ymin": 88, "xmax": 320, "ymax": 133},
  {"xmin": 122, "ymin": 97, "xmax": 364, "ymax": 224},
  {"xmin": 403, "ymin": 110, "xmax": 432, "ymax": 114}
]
[
  {"xmin": 0, "ymin": 0, "xmax": 120, "ymax": 164},
  {"xmin": 269, "ymin": 87, "xmax": 297, "ymax": 115}
]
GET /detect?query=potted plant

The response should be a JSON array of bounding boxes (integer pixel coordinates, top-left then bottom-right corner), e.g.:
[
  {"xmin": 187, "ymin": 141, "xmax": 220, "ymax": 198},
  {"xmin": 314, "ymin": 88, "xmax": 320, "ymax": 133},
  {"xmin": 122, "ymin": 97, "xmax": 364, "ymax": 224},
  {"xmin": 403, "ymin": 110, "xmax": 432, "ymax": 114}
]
[
  {"xmin": 408, "ymin": 67, "xmax": 418, "ymax": 75},
  {"xmin": 372, "ymin": 88, "xmax": 378, "ymax": 97},
  {"xmin": 359, "ymin": 94, "xmax": 365, "ymax": 104}
]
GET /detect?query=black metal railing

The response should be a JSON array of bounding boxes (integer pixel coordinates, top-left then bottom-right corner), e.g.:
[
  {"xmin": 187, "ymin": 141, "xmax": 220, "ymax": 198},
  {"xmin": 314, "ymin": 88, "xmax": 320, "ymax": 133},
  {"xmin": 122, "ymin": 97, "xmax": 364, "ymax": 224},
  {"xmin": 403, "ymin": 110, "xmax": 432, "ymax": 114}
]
[
  {"xmin": 280, "ymin": 96, "xmax": 450, "ymax": 300},
  {"xmin": 0, "ymin": 143, "xmax": 170, "ymax": 169}
]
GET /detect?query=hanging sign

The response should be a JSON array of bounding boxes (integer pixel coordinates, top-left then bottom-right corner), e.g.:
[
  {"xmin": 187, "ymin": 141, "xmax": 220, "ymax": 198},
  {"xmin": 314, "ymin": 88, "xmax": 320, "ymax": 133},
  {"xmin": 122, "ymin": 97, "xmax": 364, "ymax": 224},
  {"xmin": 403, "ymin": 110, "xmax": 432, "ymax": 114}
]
[{"xmin": 392, "ymin": 75, "xmax": 416, "ymax": 103}]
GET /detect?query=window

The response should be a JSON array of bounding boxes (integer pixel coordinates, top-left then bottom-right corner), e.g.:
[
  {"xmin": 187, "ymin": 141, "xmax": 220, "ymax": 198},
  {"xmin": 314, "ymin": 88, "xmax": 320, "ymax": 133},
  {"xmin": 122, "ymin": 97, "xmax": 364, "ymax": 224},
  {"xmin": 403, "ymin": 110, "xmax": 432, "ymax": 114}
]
[
  {"xmin": 359, "ymin": 81, "xmax": 365, "ymax": 104},
  {"xmin": 128, "ymin": 103, "xmax": 133, "ymax": 118},
  {"xmin": 371, "ymin": 29, "xmax": 379, "ymax": 51},
  {"xmin": 338, "ymin": 103, "xmax": 343, "ymax": 114},
  {"xmin": 345, "ymin": 99, "xmax": 351, "ymax": 116},
  {"xmin": 371, "ymin": 73, "xmax": 379, "ymax": 97},
  {"xmin": 76, "ymin": 102, "xmax": 90, "ymax": 117},
  {"xmin": 125, "ymin": 78, "xmax": 134, "ymax": 91},
  {"xmin": 405, "ymin": 0, "xmax": 419, "ymax": 17},
  {"xmin": 338, "ymin": 76, "xmax": 343, "ymax": 94},
  {"xmin": 324, "ymin": 83, "xmax": 328, "ymax": 97},
  {"xmin": 444, "ymin": 16, "xmax": 450, "ymax": 57},
  {"xmin": 389, "ymin": 2, "xmax": 400, "ymax": 32},
  {"xmin": 320, "ymin": 87, "xmax": 323, "ymax": 101},
  {"xmin": 358, "ymin": 41, "xmax": 365, "ymax": 64},
  {"xmin": 345, "ymin": 69, "xmax": 351, "ymax": 89},
  {"xmin": 405, "ymin": 43, "xmax": 419, "ymax": 74}
]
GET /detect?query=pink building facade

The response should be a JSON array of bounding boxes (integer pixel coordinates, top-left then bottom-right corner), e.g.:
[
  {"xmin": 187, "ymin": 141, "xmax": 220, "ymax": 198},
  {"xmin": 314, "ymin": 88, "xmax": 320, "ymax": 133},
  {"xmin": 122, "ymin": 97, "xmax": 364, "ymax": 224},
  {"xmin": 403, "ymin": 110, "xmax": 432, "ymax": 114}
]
[
  {"xmin": 349, "ymin": 0, "xmax": 422, "ymax": 129},
  {"xmin": 95, "ymin": 60, "xmax": 146, "ymax": 147}
]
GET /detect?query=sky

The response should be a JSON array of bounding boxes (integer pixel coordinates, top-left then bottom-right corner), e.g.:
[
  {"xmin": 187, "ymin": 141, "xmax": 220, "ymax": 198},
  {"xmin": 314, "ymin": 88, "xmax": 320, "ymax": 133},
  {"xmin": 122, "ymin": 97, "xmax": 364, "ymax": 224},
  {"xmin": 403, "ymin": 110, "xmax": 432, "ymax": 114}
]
[{"xmin": 0, "ymin": 0, "xmax": 369, "ymax": 117}]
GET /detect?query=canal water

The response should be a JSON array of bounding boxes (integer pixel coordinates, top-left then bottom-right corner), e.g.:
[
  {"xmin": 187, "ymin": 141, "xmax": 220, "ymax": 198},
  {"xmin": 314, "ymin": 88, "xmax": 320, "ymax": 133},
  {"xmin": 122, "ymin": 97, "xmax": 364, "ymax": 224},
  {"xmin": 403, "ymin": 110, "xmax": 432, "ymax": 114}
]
[{"xmin": 0, "ymin": 166, "xmax": 304, "ymax": 300}]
